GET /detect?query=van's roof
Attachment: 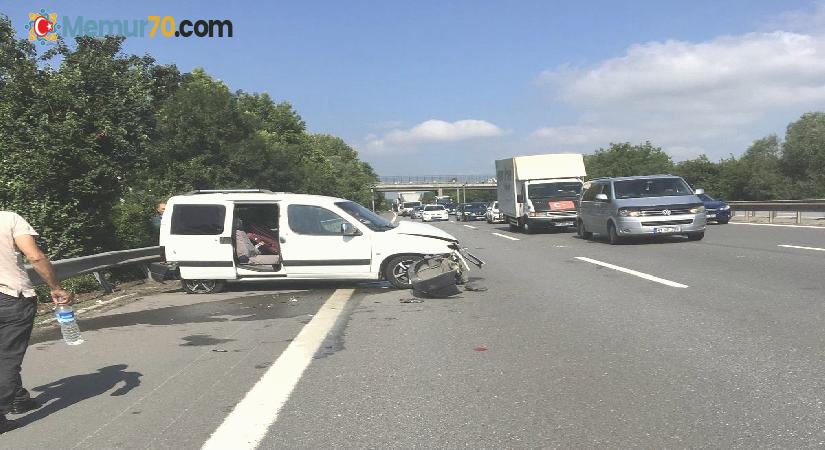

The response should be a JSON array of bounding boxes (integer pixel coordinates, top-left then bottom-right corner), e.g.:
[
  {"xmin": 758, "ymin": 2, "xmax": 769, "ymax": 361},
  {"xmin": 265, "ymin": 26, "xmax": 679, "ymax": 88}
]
[{"xmin": 167, "ymin": 191, "xmax": 350, "ymax": 204}]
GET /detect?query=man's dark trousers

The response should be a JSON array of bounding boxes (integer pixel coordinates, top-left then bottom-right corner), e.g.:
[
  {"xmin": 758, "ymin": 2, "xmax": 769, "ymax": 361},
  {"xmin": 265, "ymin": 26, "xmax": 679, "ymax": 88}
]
[{"xmin": 0, "ymin": 293, "xmax": 36, "ymax": 414}]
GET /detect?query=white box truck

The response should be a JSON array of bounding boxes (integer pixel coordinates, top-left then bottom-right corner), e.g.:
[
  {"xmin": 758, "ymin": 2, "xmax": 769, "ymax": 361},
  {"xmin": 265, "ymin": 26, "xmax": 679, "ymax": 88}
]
[{"xmin": 495, "ymin": 153, "xmax": 586, "ymax": 233}]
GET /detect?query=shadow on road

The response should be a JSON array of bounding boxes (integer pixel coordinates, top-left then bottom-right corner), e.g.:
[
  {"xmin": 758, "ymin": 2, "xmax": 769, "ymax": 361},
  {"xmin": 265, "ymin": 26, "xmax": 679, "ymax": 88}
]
[{"xmin": 15, "ymin": 364, "xmax": 142, "ymax": 427}]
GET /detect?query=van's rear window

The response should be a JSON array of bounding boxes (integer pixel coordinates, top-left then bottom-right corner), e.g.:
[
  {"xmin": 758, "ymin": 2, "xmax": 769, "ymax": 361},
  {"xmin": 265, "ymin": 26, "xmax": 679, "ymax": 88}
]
[{"xmin": 171, "ymin": 205, "xmax": 226, "ymax": 235}]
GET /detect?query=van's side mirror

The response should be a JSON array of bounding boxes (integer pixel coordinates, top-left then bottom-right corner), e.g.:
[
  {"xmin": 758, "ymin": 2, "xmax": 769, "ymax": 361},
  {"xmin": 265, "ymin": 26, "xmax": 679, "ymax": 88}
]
[
  {"xmin": 341, "ymin": 222, "xmax": 362, "ymax": 236},
  {"xmin": 595, "ymin": 193, "xmax": 608, "ymax": 201},
  {"xmin": 694, "ymin": 188, "xmax": 705, "ymax": 195},
  {"xmin": 517, "ymin": 195, "xmax": 524, "ymax": 203}
]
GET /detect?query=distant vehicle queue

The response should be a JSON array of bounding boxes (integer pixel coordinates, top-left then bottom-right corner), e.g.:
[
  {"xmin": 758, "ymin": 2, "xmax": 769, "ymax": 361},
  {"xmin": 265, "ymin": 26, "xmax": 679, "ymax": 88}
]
[{"xmin": 400, "ymin": 152, "xmax": 732, "ymax": 245}]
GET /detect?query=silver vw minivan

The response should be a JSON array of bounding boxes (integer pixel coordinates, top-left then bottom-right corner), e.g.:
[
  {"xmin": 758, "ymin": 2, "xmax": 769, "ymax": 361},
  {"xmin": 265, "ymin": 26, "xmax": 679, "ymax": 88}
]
[{"xmin": 577, "ymin": 175, "xmax": 707, "ymax": 244}]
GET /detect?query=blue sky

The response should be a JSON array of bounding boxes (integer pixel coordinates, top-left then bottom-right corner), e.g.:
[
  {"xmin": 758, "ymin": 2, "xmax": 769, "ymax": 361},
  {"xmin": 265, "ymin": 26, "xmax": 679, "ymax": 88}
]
[{"xmin": 4, "ymin": 0, "xmax": 824, "ymax": 175}]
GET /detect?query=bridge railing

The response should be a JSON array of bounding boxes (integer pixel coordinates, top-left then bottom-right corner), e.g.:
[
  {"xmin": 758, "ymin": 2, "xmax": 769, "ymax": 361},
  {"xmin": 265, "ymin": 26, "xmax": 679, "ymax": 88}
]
[{"xmin": 378, "ymin": 175, "xmax": 496, "ymax": 185}]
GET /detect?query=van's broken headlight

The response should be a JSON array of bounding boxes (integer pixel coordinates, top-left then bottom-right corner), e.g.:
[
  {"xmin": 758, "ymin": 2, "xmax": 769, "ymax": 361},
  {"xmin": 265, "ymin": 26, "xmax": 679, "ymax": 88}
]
[{"xmin": 690, "ymin": 205, "xmax": 706, "ymax": 213}]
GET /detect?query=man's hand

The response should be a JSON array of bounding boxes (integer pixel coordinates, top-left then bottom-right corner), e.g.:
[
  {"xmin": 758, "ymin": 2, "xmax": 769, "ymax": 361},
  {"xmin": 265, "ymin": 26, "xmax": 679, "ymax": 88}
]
[{"xmin": 50, "ymin": 288, "xmax": 75, "ymax": 305}]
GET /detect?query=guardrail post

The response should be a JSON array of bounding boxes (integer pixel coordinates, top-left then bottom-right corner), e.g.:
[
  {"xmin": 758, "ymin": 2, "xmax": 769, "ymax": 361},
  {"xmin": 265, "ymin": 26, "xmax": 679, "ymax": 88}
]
[
  {"xmin": 797, "ymin": 211, "xmax": 802, "ymax": 224},
  {"xmin": 769, "ymin": 211, "xmax": 774, "ymax": 224},
  {"xmin": 93, "ymin": 271, "xmax": 114, "ymax": 294}
]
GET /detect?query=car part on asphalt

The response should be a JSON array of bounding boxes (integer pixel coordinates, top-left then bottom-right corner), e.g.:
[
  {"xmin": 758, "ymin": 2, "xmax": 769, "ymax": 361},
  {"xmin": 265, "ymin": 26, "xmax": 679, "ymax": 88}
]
[{"xmin": 408, "ymin": 256, "xmax": 461, "ymax": 297}]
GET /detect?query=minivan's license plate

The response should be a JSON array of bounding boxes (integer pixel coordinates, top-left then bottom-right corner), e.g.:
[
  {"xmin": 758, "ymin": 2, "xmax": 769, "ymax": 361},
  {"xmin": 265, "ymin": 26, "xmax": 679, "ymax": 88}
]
[{"xmin": 653, "ymin": 226, "xmax": 680, "ymax": 233}]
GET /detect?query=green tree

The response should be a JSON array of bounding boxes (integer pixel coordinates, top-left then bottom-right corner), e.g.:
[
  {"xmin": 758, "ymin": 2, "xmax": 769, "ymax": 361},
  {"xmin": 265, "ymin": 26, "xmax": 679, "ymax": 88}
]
[
  {"xmin": 781, "ymin": 112, "xmax": 825, "ymax": 197},
  {"xmin": 673, "ymin": 155, "xmax": 722, "ymax": 196},
  {"xmin": 584, "ymin": 142, "xmax": 674, "ymax": 179},
  {"xmin": 0, "ymin": 24, "xmax": 160, "ymax": 257}
]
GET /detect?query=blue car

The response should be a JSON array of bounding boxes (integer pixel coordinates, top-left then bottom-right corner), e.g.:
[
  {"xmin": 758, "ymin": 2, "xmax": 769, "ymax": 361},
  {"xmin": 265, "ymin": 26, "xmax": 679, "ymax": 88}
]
[{"xmin": 699, "ymin": 194, "xmax": 731, "ymax": 224}]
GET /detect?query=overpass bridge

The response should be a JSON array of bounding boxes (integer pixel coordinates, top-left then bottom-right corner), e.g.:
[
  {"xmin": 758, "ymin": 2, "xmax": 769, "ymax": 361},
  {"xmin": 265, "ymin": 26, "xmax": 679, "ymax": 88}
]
[
  {"xmin": 371, "ymin": 175, "xmax": 498, "ymax": 208},
  {"xmin": 373, "ymin": 175, "xmax": 498, "ymax": 194}
]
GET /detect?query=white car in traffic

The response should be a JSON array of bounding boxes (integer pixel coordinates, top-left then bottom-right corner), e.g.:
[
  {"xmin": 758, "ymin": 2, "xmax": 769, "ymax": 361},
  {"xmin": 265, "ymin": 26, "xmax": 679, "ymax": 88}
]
[{"xmin": 421, "ymin": 204, "xmax": 449, "ymax": 222}]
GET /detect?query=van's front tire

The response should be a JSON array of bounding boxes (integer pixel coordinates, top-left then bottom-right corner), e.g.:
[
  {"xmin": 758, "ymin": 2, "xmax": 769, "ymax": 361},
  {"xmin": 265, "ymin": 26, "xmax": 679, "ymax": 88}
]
[
  {"xmin": 687, "ymin": 232, "xmax": 705, "ymax": 241},
  {"xmin": 577, "ymin": 220, "xmax": 593, "ymax": 240},
  {"xmin": 384, "ymin": 255, "xmax": 424, "ymax": 289},
  {"xmin": 182, "ymin": 279, "xmax": 226, "ymax": 294},
  {"xmin": 607, "ymin": 223, "xmax": 622, "ymax": 245}
]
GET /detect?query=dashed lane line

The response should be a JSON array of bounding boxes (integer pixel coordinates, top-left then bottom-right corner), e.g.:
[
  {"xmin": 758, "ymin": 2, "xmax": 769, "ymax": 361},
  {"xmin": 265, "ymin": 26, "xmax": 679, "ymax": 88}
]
[
  {"xmin": 202, "ymin": 288, "xmax": 354, "ymax": 450},
  {"xmin": 575, "ymin": 256, "xmax": 688, "ymax": 288},
  {"xmin": 491, "ymin": 232, "xmax": 520, "ymax": 241},
  {"xmin": 463, "ymin": 224, "xmax": 477, "ymax": 229},
  {"xmin": 778, "ymin": 244, "xmax": 825, "ymax": 252}
]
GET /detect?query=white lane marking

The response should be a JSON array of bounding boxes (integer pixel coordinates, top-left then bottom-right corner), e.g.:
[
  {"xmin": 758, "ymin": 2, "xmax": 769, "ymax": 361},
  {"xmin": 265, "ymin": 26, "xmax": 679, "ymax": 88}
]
[
  {"xmin": 463, "ymin": 224, "xmax": 477, "ymax": 229},
  {"xmin": 491, "ymin": 232, "xmax": 520, "ymax": 241},
  {"xmin": 730, "ymin": 222, "xmax": 825, "ymax": 230},
  {"xmin": 202, "ymin": 289, "xmax": 354, "ymax": 450},
  {"xmin": 575, "ymin": 257, "xmax": 688, "ymax": 288},
  {"xmin": 778, "ymin": 244, "xmax": 825, "ymax": 252}
]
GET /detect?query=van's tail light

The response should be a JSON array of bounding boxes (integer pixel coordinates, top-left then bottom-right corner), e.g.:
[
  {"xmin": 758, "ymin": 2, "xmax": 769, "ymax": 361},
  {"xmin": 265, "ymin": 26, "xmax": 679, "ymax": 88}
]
[{"xmin": 159, "ymin": 246, "xmax": 167, "ymax": 262}]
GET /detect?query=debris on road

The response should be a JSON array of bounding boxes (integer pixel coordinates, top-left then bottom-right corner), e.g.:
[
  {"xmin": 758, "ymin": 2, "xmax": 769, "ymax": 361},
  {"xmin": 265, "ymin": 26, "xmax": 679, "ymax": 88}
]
[
  {"xmin": 399, "ymin": 298, "xmax": 424, "ymax": 304},
  {"xmin": 464, "ymin": 282, "xmax": 488, "ymax": 292},
  {"xmin": 474, "ymin": 346, "xmax": 488, "ymax": 352},
  {"xmin": 289, "ymin": 296, "xmax": 299, "ymax": 305},
  {"xmin": 212, "ymin": 349, "xmax": 228, "ymax": 353},
  {"xmin": 408, "ymin": 256, "xmax": 461, "ymax": 297}
]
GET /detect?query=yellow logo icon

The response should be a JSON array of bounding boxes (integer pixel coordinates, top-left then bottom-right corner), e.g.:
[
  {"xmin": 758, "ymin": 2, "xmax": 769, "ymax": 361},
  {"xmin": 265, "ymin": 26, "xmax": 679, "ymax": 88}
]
[{"xmin": 27, "ymin": 10, "xmax": 59, "ymax": 43}]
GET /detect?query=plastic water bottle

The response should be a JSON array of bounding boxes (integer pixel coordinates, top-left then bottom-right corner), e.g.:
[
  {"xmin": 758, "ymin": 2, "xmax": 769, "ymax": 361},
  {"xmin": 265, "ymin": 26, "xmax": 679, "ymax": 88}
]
[{"xmin": 55, "ymin": 304, "xmax": 84, "ymax": 345}]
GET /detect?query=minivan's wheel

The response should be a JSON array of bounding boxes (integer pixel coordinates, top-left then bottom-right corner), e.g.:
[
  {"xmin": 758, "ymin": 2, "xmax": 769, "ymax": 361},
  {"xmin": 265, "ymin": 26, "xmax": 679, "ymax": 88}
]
[
  {"xmin": 577, "ymin": 220, "xmax": 593, "ymax": 240},
  {"xmin": 607, "ymin": 222, "xmax": 622, "ymax": 245},
  {"xmin": 384, "ymin": 255, "xmax": 424, "ymax": 289},
  {"xmin": 182, "ymin": 279, "xmax": 225, "ymax": 294},
  {"xmin": 687, "ymin": 231, "xmax": 705, "ymax": 241}
]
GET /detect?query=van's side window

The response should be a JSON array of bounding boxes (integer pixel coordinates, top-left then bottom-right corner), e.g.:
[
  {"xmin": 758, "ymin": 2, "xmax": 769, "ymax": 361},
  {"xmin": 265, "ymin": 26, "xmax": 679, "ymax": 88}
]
[
  {"xmin": 288, "ymin": 205, "xmax": 345, "ymax": 236},
  {"xmin": 171, "ymin": 205, "xmax": 226, "ymax": 235},
  {"xmin": 602, "ymin": 183, "xmax": 613, "ymax": 200},
  {"xmin": 581, "ymin": 184, "xmax": 598, "ymax": 201}
]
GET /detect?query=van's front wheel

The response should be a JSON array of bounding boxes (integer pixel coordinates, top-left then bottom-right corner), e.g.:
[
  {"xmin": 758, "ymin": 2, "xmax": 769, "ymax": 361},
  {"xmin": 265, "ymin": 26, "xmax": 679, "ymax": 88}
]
[
  {"xmin": 182, "ymin": 279, "xmax": 226, "ymax": 294},
  {"xmin": 385, "ymin": 255, "xmax": 424, "ymax": 289}
]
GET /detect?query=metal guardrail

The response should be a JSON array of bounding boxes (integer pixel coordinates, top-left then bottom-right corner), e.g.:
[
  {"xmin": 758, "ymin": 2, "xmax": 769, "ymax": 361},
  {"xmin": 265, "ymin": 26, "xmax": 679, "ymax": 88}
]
[
  {"xmin": 727, "ymin": 200, "xmax": 825, "ymax": 224},
  {"xmin": 25, "ymin": 246, "xmax": 162, "ymax": 293}
]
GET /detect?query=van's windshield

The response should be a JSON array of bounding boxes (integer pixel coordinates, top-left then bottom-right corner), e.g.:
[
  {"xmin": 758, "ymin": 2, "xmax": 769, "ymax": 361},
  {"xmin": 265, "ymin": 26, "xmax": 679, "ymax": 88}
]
[
  {"xmin": 528, "ymin": 182, "xmax": 582, "ymax": 199},
  {"xmin": 613, "ymin": 177, "xmax": 694, "ymax": 199},
  {"xmin": 336, "ymin": 201, "xmax": 397, "ymax": 231}
]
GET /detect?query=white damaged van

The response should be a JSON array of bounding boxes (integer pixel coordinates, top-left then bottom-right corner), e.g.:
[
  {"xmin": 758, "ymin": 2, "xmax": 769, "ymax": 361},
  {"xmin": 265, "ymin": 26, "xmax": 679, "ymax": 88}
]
[{"xmin": 159, "ymin": 189, "xmax": 478, "ymax": 293}]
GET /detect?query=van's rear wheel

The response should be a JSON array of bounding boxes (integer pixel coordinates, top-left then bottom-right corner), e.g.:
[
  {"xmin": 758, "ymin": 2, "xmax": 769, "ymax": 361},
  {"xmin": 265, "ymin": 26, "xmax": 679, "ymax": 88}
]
[
  {"xmin": 182, "ymin": 279, "xmax": 225, "ymax": 294},
  {"xmin": 385, "ymin": 255, "xmax": 424, "ymax": 289}
]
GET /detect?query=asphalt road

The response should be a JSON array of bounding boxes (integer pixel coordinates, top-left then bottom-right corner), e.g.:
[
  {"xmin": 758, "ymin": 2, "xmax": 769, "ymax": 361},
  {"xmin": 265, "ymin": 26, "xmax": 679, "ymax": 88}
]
[{"xmin": 4, "ymin": 218, "xmax": 825, "ymax": 448}]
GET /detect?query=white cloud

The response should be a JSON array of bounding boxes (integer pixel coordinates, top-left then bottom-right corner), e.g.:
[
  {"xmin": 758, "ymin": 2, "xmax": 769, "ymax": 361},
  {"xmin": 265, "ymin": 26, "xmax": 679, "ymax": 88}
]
[
  {"xmin": 534, "ymin": 11, "xmax": 825, "ymax": 159},
  {"xmin": 364, "ymin": 119, "xmax": 504, "ymax": 153}
]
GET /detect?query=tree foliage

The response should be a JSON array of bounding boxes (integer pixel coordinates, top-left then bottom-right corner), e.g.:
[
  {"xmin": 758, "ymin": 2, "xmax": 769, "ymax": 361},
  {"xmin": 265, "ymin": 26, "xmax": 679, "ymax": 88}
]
[
  {"xmin": 584, "ymin": 142, "xmax": 674, "ymax": 179},
  {"xmin": 0, "ymin": 15, "xmax": 378, "ymax": 257}
]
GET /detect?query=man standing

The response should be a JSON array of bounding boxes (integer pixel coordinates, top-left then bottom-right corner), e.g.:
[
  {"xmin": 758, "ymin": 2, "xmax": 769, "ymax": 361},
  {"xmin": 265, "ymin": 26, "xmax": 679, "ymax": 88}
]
[{"xmin": 0, "ymin": 211, "xmax": 74, "ymax": 433}]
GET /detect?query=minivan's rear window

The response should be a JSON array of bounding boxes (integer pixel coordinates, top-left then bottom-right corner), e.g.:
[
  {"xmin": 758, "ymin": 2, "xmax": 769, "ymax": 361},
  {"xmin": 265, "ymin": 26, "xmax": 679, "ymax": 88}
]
[{"xmin": 171, "ymin": 204, "xmax": 226, "ymax": 235}]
